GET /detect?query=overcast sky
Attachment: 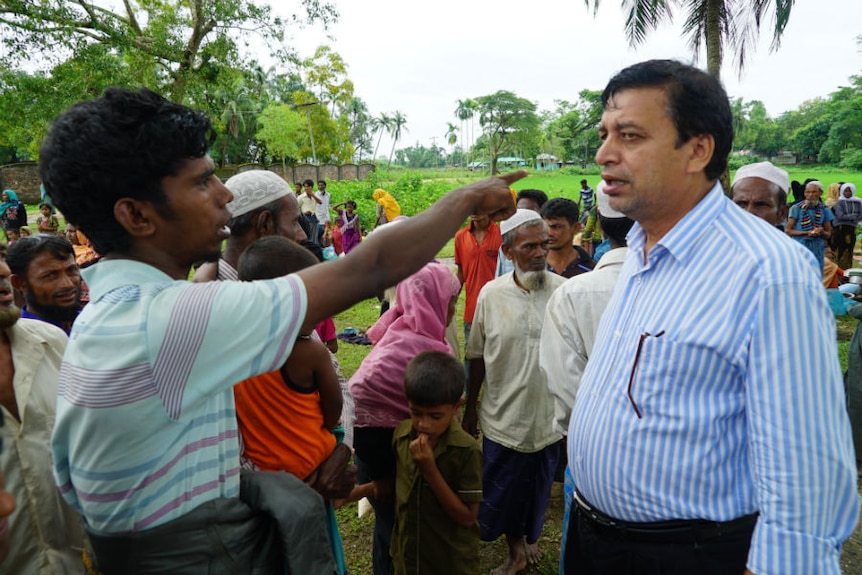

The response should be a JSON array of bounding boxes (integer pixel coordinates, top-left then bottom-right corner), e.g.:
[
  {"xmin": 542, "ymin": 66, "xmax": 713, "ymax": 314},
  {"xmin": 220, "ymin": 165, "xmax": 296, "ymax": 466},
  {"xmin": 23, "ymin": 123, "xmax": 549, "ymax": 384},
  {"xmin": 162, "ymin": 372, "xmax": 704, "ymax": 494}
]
[{"xmin": 281, "ymin": 0, "xmax": 862, "ymax": 155}]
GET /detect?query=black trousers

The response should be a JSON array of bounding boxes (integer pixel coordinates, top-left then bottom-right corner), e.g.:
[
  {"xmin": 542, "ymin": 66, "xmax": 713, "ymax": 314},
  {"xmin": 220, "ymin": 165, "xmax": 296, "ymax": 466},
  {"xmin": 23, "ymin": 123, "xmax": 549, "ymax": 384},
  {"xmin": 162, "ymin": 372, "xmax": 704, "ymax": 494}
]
[{"xmin": 563, "ymin": 505, "xmax": 754, "ymax": 575}]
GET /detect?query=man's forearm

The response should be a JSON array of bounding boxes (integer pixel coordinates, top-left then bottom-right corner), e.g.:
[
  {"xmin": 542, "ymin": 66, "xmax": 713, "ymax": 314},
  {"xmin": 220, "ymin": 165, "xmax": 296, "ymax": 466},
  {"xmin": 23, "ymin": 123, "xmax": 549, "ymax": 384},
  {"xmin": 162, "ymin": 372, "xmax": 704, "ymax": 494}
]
[{"xmin": 298, "ymin": 172, "xmax": 523, "ymax": 332}]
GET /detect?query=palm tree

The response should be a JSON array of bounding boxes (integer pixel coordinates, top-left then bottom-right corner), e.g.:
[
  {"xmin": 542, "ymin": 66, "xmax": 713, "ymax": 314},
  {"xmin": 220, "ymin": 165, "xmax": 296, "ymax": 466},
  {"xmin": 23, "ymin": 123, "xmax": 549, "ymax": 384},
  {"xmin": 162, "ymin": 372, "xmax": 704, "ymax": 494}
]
[
  {"xmin": 584, "ymin": 0, "xmax": 796, "ymax": 79},
  {"xmin": 347, "ymin": 97, "xmax": 370, "ymax": 161},
  {"xmin": 445, "ymin": 122, "xmax": 458, "ymax": 167},
  {"xmin": 455, "ymin": 99, "xmax": 475, "ymax": 167},
  {"xmin": 387, "ymin": 111, "xmax": 408, "ymax": 169},
  {"xmin": 372, "ymin": 112, "xmax": 392, "ymax": 161}
]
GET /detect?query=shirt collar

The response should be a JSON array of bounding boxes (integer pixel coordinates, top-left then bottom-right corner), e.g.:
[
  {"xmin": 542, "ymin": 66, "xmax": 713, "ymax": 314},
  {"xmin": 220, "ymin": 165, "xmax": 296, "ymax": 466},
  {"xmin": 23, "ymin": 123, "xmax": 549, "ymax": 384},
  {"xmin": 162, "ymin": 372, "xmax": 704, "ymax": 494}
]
[
  {"xmin": 82, "ymin": 259, "xmax": 174, "ymax": 302},
  {"xmin": 393, "ymin": 418, "xmax": 475, "ymax": 450},
  {"xmin": 628, "ymin": 181, "xmax": 725, "ymax": 266},
  {"xmin": 592, "ymin": 247, "xmax": 627, "ymax": 270}
]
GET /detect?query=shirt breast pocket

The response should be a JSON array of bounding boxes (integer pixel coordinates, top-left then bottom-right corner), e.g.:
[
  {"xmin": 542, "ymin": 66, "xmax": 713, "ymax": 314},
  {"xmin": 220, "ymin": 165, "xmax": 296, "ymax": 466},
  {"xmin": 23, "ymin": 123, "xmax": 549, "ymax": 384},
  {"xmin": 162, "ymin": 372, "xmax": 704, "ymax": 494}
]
[{"xmin": 628, "ymin": 336, "xmax": 736, "ymax": 419}]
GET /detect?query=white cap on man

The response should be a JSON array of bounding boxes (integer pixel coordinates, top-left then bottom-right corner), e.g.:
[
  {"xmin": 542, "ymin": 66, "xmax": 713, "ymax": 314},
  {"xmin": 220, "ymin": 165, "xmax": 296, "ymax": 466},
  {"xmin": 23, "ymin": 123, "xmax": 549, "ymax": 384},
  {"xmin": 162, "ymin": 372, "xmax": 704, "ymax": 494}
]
[
  {"xmin": 596, "ymin": 180, "xmax": 626, "ymax": 219},
  {"xmin": 500, "ymin": 208, "xmax": 543, "ymax": 235},
  {"xmin": 225, "ymin": 170, "xmax": 291, "ymax": 217},
  {"xmin": 733, "ymin": 162, "xmax": 790, "ymax": 195}
]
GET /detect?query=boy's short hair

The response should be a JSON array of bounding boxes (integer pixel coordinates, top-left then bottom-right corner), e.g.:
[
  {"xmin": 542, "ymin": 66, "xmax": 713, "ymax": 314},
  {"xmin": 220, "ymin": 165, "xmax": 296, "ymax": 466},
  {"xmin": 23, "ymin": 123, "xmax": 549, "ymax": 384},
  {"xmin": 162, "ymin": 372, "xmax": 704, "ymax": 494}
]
[
  {"xmin": 237, "ymin": 236, "xmax": 318, "ymax": 281},
  {"xmin": 404, "ymin": 351, "xmax": 465, "ymax": 406}
]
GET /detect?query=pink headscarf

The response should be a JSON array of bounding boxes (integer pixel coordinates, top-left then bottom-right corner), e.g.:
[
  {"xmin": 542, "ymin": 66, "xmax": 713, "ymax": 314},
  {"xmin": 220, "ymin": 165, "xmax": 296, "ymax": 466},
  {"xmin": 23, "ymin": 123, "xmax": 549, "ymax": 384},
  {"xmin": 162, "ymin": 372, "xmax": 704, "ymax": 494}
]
[{"xmin": 350, "ymin": 261, "xmax": 460, "ymax": 429}]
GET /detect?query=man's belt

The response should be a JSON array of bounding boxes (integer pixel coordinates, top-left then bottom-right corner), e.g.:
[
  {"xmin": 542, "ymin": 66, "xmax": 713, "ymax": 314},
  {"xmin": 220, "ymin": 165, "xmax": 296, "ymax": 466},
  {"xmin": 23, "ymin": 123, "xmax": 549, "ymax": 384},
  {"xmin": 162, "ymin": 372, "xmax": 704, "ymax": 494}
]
[{"xmin": 572, "ymin": 489, "xmax": 758, "ymax": 545}]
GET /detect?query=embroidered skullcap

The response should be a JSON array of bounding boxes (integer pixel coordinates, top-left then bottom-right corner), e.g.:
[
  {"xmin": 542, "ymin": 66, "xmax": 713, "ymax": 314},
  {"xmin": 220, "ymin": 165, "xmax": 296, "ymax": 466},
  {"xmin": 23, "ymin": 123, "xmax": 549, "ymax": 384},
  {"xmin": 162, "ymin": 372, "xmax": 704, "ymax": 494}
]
[
  {"xmin": 500, "ymin": 208, "xmax": 542, "ymax": 236},
  {"xmin": 596, "ymin": 180, "xmax": 626, "ymax": 219},
  {"xmin": 225, "ymin": 170, "xmax": 291, "ymax": 217},
  {"xmin": 733, "ymin": 162, "xmax": 789, "ymax": 194},
  {"xmin": 840, "ymin": 182, "xmax": 857, "ymax": 197}
]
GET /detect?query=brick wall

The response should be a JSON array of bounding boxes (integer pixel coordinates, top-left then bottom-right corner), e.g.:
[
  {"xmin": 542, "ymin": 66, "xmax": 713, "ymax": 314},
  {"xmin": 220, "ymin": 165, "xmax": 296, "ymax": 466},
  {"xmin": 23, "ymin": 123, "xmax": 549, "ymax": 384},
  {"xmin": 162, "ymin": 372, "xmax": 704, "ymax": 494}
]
[
  {"xmin": 0, "ymin": 163, "xmax": 41, "ymax": 203},
  {"xmin": 0, "ymin": 162, "xmax": 375, "ymax": 205}
]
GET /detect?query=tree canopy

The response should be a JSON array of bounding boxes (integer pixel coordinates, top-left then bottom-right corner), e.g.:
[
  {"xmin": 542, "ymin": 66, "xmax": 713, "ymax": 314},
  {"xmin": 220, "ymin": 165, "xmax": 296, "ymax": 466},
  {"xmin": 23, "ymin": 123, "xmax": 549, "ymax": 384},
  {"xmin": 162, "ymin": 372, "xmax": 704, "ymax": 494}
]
[{"xmin": 474, "ymin": 91, "xmax": 540, "ymax": 174}]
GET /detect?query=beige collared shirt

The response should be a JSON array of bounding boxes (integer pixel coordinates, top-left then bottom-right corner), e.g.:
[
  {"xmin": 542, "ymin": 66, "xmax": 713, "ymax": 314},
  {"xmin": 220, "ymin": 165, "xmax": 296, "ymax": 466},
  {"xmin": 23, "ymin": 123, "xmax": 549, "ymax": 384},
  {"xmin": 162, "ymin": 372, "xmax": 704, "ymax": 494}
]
[
  {"xmin": 466, "ymin": 272, "xmax": 564, "ymax": 452},
  {"xmin": 1, "ymin": 319, "xmax": 85, "ymax": 573}
]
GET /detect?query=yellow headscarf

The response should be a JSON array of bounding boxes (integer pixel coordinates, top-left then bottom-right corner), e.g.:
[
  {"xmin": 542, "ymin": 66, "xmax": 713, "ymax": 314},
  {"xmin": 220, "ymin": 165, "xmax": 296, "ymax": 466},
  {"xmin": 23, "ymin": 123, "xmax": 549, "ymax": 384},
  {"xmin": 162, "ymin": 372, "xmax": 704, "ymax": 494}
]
[{"xmin": 372, "ymin": 189, "xmax": 401, "ymax": 221}]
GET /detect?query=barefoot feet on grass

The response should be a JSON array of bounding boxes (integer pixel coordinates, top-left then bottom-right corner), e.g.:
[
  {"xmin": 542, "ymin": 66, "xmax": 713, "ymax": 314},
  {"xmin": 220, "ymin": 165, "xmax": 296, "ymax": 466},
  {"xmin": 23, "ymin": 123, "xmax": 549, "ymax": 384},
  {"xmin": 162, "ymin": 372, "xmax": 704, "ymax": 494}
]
[
  {"xmin": 489, "ymin": 556, "xmax": 526, "ymax": 575},
  {"xmin": 525, "ymin": 540, "xmax": 541, "ymax": 565},
  {"xmin": 490, "ymin": 536, "xmax": 527, "ymax": 575}
]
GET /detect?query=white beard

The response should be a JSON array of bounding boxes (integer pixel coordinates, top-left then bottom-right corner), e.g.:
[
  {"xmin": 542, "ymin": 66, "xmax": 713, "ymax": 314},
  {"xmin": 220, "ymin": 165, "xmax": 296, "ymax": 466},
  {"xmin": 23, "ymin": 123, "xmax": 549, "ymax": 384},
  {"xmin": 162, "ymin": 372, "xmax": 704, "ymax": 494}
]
[{"xmin": 514, "ymin": 264, "xmax": 547, "ymax": 291}]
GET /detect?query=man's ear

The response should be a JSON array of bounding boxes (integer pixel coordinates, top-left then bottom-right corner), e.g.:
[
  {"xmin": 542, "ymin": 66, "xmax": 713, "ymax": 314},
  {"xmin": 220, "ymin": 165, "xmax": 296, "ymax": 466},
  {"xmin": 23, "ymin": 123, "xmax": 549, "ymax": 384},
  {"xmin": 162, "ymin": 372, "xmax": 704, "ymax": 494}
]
[
  {"xmin": 113, "ymin": 199, "xmax": 157, "ymax": 238},
  {"xmin": 256, "ymin": 210, "xmax": 274, "ymax": 236},
  {"xmin": 10, "ymin": 274, "xmax": 27, "ymax": 293},
  {"xmin": 501, "ymin": 243, "xmax": 514, "ymax": 262},
  {"xmin": 686, "ymin": 134, "xmax": 715, "ymax": 175}
]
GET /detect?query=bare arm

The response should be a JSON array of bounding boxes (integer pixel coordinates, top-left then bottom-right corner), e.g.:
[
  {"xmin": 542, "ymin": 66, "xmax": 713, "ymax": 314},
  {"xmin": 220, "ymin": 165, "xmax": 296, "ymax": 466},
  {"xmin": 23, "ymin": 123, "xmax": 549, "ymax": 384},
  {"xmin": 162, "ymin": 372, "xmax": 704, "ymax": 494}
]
[
  {"xmin": 310, "ymin": 341, "xmax": 343, "ymax": 429},
  {"xmin": 462, "ymin": 358, "xmax": 485, "ymax": 438},
  {"xmin": 784, "ymin": 217, "xmax": 800, "ymax": 236},
  {"xmin": 410, "ymin": 434, "xmax": 479, "ymax": 527},
  {"xmin": 297, "ymin": 172, "xmax": 524, "ymax": 333}
]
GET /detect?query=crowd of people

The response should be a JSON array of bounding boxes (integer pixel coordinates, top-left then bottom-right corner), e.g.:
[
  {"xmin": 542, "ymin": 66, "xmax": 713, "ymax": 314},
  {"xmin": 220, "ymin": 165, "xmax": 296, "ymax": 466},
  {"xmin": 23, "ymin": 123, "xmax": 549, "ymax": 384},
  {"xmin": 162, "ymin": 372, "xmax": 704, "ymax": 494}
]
[{"xmin": 0, "ymin": 58, "xmax": 860, "ymax": 575}]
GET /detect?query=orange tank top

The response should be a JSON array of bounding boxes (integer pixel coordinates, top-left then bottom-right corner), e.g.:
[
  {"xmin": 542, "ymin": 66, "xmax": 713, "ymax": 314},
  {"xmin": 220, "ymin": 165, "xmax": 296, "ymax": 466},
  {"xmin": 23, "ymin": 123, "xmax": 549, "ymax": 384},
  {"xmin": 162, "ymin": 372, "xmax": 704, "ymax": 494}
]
[{"xmin": 234, "ymin": 370, "xmax": 336, "ymax": 479}]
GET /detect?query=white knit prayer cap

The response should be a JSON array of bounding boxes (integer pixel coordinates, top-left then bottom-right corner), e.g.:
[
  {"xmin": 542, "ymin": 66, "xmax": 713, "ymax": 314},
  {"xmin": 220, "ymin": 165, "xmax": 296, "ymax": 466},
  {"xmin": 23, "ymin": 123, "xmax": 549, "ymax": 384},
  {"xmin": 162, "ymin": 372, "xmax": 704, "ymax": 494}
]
[
  {"xmin": 596, "ymin": 180, "xmax": 626, "ymax": 219},
  {"xmin": 225, "ymin": 170, "xmax": 291, "ymax": 217},
  {"xmin": 500, "ymin": 208, "xmax": 543, "ymax": 236},
  {"xmin": 733, "ymin": 162, "xmax": 790, "ymax": 194}
]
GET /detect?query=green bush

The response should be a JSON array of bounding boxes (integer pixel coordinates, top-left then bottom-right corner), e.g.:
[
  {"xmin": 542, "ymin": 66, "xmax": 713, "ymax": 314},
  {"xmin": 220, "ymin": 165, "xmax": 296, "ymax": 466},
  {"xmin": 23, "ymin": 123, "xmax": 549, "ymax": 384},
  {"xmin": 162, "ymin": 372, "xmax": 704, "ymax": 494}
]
[
  {"xmin": 840, "ymin": 148, "xmax": 862, "ymax": 171},
  {"xmin": 728, "ymin": 154, "xmax": 761, "ymax": 170}
]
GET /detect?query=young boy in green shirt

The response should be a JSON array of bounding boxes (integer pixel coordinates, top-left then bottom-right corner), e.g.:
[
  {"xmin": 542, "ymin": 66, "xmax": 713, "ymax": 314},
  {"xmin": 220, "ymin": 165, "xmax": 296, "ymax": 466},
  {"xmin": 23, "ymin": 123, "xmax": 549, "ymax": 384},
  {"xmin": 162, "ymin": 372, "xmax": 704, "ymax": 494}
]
[{"xmin": 391, "ymin": 351, "xmax": 483, "ymax": 575}]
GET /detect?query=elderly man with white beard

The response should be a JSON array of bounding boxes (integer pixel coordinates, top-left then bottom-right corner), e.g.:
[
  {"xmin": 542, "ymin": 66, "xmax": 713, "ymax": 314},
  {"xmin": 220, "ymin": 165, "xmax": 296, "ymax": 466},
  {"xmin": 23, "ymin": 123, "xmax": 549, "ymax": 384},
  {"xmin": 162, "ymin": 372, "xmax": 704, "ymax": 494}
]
[{"xmin": 462, "ymin": 209, "xmax": 564, "ymax": 575}]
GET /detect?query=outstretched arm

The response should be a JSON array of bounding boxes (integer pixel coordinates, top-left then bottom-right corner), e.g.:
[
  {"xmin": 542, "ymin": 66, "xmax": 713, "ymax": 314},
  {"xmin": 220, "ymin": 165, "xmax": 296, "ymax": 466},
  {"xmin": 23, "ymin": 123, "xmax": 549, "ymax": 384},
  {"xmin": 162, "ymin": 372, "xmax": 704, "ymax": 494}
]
[{"xmin": 297, "ymin": 172, "xmax": 524, "ymax": 333}]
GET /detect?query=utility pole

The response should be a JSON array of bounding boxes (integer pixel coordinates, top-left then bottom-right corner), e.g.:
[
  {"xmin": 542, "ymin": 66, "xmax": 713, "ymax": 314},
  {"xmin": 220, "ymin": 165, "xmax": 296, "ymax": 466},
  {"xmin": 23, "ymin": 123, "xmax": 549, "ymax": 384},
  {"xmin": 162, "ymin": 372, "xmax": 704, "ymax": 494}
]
[
  {"xmin": 430, "ymin": 137, "xmax": 438, "ymax": 169},
  {"xmin": 295, "ymin": 101, "xmax": 318, "ymax": 164}
]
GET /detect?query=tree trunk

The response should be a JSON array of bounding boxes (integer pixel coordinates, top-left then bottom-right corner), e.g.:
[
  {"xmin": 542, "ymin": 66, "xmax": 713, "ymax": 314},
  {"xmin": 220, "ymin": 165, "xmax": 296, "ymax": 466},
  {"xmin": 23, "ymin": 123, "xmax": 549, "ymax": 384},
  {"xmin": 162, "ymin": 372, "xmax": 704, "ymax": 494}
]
[{"xmin": 705, "ymin": 0, "xmax": 731, "ymax": 194}]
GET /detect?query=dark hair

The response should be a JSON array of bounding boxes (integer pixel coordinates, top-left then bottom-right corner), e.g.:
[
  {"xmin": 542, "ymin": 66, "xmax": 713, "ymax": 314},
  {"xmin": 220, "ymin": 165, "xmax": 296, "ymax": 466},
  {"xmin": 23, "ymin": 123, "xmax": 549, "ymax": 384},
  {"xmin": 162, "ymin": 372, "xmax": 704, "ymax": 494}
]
[
  {"xmin": 226, "ymin": 198, "xmax": 284, "ymax": 237},
  {"xmin": 38, "ymin": 202, "xmax": 52, "ymax": 211},
  {"xmin": 598, "ymin": 214, "xmax": 635, "ymax": 247},
  {"xmin": 580, "ymin": 179, "xmax": 588, "ymax": 185},
  {"xmin": 237, "ymin": 236, "xmax": 318, "ymax": 281},
  {"xmin": 345, "ymin": 200, "xmax": 357, "ymax": 209},
  {"xmin": 516, "ymin": 189, "xmax": 548, "ymax": 209},
  {"xmin": 404, "ymin": 351, "xmax": 465, "ymax": 406},
  {"xmin": 541, "ymin": 197, "xmax": 579, "ymax": 224},
  {"xmin": 302, "ymin": 179, "xmax": 314, "ymax": 187},
  {"xmin": 317, "ymin": 180, "xmax": 326, "ymax": 186},
  {"xmin": 602, "ymin": 60, "xmax": 733, "ymax": 181},
  {"xmin": 6, "ymin": 234, "xmax": 75, "ymax": 277},
  {"xmin": 39, "ymin": 87, "xmax": 215, "ymax": 255}
]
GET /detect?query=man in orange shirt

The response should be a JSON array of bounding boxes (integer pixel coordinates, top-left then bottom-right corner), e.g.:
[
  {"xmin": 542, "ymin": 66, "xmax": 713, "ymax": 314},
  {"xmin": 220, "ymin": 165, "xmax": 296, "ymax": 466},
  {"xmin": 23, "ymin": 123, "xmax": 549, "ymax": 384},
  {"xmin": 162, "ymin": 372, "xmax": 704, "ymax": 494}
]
[{"xmin": 455, "ymin": 214, "xmax": 501, "ymax": 391}]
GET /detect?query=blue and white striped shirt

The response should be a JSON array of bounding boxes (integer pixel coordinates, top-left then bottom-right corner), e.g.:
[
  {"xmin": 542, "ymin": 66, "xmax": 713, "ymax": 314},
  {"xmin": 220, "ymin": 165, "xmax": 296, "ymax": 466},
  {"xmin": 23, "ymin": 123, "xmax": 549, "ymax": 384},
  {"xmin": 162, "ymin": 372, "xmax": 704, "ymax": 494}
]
[
  {"xmin": 568, "ymin": 183, "xmax": 859, "ymax": 574},
  {"xmin": 52, "ymin": 260, "xmax": 306, "ymax": 534}
]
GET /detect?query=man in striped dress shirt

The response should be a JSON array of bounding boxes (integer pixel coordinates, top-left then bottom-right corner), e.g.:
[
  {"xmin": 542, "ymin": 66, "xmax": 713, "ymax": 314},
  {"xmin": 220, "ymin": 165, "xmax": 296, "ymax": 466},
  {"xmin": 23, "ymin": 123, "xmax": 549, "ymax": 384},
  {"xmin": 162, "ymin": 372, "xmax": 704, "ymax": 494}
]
[
  {"xmin": 564, "ymin": 59, "xmax": 859, "ymax": 575},
  {"xmin": 39, "ymin": 87, "xmax": 522, "ymax": 574}
]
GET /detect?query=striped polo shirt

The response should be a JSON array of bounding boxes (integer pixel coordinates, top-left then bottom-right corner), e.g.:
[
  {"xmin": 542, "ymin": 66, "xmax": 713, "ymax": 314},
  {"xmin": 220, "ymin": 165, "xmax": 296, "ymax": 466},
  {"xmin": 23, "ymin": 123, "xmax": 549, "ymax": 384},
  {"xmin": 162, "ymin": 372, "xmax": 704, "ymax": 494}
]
[{"xmin": 52, "ymin": 259, "xmax": 306, "ymax": 534}]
